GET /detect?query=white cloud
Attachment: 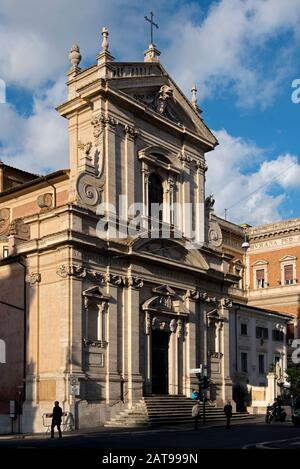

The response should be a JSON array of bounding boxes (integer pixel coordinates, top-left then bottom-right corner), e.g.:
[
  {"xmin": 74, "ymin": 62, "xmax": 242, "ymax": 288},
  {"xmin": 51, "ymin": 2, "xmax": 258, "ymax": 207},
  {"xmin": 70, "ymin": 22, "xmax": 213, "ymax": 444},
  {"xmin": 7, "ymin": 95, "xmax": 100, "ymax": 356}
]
[
  {"xmin": 0, "ymin": 77, "xmax": 68, "ymax": 173},
  {"xmin": 164, "ymin": 0, "xmax": 300, "ymax": 108},
  {"xmin": 206, "ymin": 129, "xmax": 300, "ymax": 225},
  {"xmin": 0, "ymin": 0, "xmax": 300, "ymax": 226}
]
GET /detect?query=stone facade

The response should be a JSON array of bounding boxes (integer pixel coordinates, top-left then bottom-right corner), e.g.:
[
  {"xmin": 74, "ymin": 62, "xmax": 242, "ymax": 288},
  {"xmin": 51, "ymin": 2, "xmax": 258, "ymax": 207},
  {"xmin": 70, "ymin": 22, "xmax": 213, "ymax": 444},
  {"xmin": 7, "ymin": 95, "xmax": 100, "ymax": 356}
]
[{"xmin": 0, "ymin": 31, "xmax": 292, "ymax": 432}]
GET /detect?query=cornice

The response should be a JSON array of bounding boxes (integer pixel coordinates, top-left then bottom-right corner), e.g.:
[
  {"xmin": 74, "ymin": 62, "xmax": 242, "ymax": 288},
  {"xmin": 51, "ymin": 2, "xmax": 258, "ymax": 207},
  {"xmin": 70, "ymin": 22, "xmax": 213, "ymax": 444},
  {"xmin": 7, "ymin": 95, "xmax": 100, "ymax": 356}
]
[{"xmin": 248, "ymin": 218, "xmax": 300, "ymax": 239}]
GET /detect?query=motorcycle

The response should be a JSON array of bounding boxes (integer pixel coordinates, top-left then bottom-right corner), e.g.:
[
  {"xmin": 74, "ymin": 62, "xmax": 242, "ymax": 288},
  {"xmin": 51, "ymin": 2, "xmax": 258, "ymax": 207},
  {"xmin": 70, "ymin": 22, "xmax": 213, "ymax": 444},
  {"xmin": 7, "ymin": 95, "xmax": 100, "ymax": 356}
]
[{"xmin": 265, "ymin": 404, "xmax": 286, "ymax": 423}]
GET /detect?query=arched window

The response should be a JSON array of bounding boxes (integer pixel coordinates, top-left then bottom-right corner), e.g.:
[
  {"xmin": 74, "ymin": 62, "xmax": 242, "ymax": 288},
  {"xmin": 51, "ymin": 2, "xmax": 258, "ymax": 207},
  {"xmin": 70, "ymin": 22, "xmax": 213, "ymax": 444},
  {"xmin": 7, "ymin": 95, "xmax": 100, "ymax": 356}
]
[
  {"xmin": 0, "ymin": 339, "xmax": 6, "ymax": 363},
  {"xmin": 148, "ymin": 173, "xmax": 163, "ymax": 219}
]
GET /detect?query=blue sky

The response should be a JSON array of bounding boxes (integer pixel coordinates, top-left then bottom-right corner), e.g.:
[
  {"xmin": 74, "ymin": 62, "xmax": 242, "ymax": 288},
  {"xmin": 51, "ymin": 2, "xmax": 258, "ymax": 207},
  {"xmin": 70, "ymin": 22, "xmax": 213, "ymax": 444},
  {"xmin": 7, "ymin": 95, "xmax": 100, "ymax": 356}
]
[{"xmin": 0, "ymin": 0, "xmax": 300, "ymax": 225}]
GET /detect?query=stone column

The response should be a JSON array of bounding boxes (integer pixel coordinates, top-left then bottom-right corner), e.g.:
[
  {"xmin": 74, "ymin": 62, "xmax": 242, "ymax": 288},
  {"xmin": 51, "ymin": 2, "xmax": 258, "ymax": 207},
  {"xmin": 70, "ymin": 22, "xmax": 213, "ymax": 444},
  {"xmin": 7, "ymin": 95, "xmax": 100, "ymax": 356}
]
[
  {"xmin": 104, "ymin": 115, "xmax": 117, "ymax": 216},
  {"xmin": 141, "ymin": 165, "xmax": 149, "ymax": 230},
  {"xmin": 199, "ymin": 302, "xmax": 207, "ymax": 370},
  {"xmin": 125, "ymin": 276, "xmax": 143, "ymax": 407},
  {"xmin": 105, "ymin": 275, "xmax": 122, "ymax": 403},
  {"xmin": 144, "ymin": 311, "xmax": 152, "ymax": 395},
  {"xmin": 220, "ymin": 302, "xmax": 233, "ymax": 405},
  {"xmin": 124, "ymin": 125, "xmax": 138, "ymax": 220},
  {"xmin": 195, "ymin": 161, "xmax": 206, "ymax": 245},
  {"xmin": 179, "ymin": 154, "xmax": 192, "ymax": 239},
  {"xmin": 184, "ymin": 290, "xmax": 199, "ymax": 397}
]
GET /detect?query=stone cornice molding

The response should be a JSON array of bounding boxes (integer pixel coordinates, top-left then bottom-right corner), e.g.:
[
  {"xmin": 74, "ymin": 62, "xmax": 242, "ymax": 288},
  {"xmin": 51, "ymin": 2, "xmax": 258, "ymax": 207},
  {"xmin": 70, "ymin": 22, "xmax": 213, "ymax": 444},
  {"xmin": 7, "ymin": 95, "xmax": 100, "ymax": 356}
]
[
  {"xmin": 248, "ymin": 218, "xmax": 300, "ymax": 239},
  {"xmin": 184, "ymin": 289, "xmax": 199, "ymax": 301},
  {"xmin": 198, "ymin": 291, "xmax": 232, "ymax": 309},
  {"xmin": 56, "ymin": 264, "xmax": 104, "ymax": 282},
  {"xmin": 105, "ymin": 273, "xmax": 125, "ymax": 286},
  {"xmin": 57, "ymin": 79, "xmax": 216, "ymax": 151}
]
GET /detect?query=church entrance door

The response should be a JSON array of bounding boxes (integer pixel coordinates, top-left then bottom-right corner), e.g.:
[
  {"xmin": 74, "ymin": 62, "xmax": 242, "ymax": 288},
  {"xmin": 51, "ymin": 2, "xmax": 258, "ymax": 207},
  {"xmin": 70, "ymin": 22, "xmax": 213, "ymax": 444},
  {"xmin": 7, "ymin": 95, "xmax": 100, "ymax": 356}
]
[{"xmin": 151, "ymin": 330, "xmax": 170, "ymax": 394}]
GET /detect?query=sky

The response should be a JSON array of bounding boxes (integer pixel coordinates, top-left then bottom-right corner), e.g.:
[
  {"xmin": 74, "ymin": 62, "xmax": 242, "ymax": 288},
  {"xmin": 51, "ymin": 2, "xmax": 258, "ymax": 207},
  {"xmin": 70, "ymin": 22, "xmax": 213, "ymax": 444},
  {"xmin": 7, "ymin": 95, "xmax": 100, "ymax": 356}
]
[{"xmin": 0, "ymin": 0, "xmax": 300, "ymax": 225}]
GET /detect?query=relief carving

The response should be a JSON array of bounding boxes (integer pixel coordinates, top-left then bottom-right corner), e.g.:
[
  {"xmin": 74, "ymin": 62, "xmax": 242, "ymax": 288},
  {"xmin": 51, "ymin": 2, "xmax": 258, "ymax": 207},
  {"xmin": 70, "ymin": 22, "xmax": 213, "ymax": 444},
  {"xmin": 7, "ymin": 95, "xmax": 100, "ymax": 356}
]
[
  {"xmin": 56, "ymin": 264, "xmax": 104, "ymax": 283},
  {"xmin": 76, "ymin": 172, "xmax": 103, "ymax": 207},
  {"xmin": 37, "ymin": 193, "xmax": 53, "ymax": 210},
  {"xmin": 9, "ymin": 218, "xmax": 30, "ymax": 240},
  {"xmin": 124, "ymin": 124, "xmax": 139, "ymax": 140},
  {"xmin": 25, "ymin": 273, "xmax": 41, "ymax": 286},
  {"xmin": 125, "ymin": 276, "xmax": 144, "ymax": 289},
  {"xmin": 0, "ymin": 208, "xmax": 10, "ymax": 236}
]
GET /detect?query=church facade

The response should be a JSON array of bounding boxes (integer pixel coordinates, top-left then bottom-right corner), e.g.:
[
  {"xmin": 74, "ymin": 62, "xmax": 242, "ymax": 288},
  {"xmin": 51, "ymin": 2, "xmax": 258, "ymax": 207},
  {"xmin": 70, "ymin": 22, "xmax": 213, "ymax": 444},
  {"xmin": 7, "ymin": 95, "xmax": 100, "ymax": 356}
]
[{"xmin": 0, "ymin": 30, "xmax": 292, "ymax": 432}]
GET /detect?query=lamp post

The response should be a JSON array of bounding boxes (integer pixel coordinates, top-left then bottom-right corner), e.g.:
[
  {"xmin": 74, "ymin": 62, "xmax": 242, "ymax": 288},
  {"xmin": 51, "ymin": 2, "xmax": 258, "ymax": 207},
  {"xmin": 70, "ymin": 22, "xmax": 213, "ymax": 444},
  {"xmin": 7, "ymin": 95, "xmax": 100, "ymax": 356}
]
[
  {"xmin": 241, "ymin": 228, "xmax": 250, "ymax": 292},
  {"xmin": 17, "ymin": 385, "xmax": 24, "ymax": 434}
]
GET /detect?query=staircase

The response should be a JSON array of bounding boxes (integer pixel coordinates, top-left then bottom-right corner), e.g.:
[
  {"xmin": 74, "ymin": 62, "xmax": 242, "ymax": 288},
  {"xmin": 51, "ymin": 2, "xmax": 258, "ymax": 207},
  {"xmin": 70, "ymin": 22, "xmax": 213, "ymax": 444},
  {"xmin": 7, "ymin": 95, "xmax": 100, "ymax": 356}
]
[{"xmin": 104, "ymin": 395, "xmax": 252, "ymax": 428}]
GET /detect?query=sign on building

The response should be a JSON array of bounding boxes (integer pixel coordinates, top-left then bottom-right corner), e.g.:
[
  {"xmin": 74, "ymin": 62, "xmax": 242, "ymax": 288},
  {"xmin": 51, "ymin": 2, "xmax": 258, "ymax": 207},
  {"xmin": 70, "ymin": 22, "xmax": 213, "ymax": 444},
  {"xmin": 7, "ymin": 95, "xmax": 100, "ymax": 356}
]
[{"xmin": 69, "ymin": 375, "xmax": 80, "ymax": 396}]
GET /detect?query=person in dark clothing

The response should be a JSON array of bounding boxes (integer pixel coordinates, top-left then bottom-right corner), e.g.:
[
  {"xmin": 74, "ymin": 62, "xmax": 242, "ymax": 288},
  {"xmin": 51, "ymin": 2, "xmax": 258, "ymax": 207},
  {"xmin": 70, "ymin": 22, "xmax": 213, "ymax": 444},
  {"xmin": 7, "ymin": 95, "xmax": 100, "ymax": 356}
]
[
  {"xmin": 224, "ymin": 400, "xmax": 232, "ymax": 428},
  {"xmin": 51, "ymin": 401, "xmax": 63, "ymax": 438}
]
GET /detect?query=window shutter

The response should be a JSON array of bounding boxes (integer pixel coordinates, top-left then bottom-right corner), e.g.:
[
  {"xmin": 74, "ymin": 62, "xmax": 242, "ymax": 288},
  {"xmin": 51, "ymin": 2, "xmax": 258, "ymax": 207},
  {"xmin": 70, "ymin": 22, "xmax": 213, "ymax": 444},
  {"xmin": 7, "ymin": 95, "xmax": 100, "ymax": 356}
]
[
  {"xmin": 284, "ymin": 264, "xmax": 293, "ymax": 281},
  {"xmin": 256, "ymin": 269, "xmax": 265, "ymax": 280}
]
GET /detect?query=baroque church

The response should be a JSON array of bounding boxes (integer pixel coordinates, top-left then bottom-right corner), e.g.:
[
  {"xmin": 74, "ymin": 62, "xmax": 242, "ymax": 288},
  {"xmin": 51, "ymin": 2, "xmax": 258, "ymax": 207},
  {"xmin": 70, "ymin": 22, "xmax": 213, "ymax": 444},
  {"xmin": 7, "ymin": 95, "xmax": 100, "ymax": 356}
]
[{"xmin": 0, "ymin": 29, "xmax": 291, "ymax": 432}]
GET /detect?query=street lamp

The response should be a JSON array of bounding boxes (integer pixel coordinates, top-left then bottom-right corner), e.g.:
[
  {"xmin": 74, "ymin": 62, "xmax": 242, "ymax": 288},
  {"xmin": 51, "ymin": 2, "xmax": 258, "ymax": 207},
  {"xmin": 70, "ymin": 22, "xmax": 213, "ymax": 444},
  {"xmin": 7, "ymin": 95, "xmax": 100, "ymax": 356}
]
[{"xmin": 17, "ymin": 385, "xmax": 24, "ymax": 434}]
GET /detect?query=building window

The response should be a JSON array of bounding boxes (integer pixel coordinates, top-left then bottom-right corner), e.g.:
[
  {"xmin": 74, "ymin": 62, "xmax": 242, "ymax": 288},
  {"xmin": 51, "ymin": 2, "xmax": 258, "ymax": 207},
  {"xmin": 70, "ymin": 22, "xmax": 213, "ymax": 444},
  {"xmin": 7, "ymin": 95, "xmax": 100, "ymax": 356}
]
[
  {"xmin": 148, "ymin": 173, "xmax": 163, "ymax": 220},
  {"xmin": 280, "ymin": 256, "xmax": 297, "ymax": 286},
  {"xmin": 2, "ymin": 246, "xmax": 9, "ymax": 258},
  {"xmin": 256, "ymin": 269, "xmax": 265, "ymax": 288},
  {"xmin": 272, "ymin": 329, "xmax": 284, "ymax": 342},
  {"xmin": 87, "ymin": 306, "xmax": 99, "ymax": 340},
  {"xmin": 287, "ymin": 322, "xmax": 294, "ymax": 341},
  {"xmin": 284, "ymin": 264, "xmax": 293, "ymax": 285},
  {"xmin": 256, "ymin": 327, "xmax": 268, "ymax": 340},
  {"xmin": 241, "ymin": 323, "xmax": 248, "ymax": 336},
  {"xmin": 241, "ymin": 352, "xmax": 248, "ymax": 373},
  {"xmin": 258, "ymin": 354, "xmax": 265, "ymax": 374}
]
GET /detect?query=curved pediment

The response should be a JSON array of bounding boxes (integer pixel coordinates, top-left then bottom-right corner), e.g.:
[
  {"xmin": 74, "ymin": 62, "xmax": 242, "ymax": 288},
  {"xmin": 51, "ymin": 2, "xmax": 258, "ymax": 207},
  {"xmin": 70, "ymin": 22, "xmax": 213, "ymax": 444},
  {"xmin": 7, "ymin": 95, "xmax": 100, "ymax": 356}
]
[{"xmin": 132, "ymin": 238, "xmax": 209, "ymax": 271}]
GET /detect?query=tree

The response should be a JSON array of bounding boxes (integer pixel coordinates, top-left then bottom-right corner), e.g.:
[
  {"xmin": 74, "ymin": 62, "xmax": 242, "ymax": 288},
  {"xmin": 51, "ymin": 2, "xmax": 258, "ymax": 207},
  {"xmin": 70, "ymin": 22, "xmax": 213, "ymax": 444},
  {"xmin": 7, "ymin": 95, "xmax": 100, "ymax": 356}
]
[
  {"xmin": 285, "ymin": 367, "xmax": 300, "ymax": 395},
  {"xmin": 233, "ymin": 384, "xmax": 251, "ymax": 412}
]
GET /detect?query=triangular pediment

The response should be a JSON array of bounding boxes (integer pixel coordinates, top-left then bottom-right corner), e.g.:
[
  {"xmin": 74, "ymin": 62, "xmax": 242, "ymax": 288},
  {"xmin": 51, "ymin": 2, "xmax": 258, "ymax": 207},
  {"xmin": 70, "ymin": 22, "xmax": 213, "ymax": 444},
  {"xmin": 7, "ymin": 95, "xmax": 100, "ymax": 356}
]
[
  {"xmin": 152, "ymin": 285, "xmax": 176, "ymax": 296},
  {"xmin": 83, "ymin": 286, "xmax": 110, "ymax": 301},
  {"xmin": 108, "ymin": 62, "xmax": 217, "ymax": 147}
]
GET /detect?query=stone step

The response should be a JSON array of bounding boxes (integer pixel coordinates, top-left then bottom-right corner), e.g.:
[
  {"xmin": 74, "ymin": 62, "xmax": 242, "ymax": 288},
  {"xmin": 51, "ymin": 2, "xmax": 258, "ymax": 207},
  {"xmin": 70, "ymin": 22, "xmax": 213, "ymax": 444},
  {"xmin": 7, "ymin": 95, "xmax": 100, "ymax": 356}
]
[{"xmin": 104, "ymin": 396, "xmax": 252, "ymax": 428}]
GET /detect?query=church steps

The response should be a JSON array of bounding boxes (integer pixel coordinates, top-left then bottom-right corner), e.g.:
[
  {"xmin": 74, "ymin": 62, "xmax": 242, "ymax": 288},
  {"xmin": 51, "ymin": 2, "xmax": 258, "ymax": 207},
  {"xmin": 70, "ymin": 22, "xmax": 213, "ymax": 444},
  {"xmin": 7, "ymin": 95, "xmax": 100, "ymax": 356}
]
[{"xmin": 104, "ymin": 395, "xmax": 252, "ymax": 428}]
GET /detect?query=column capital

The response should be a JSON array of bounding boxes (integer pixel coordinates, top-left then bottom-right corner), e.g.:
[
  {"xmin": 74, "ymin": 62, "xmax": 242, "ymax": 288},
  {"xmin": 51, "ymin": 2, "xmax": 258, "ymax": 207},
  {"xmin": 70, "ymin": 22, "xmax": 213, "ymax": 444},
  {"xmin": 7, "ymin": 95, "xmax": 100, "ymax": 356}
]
[
  {"xmin": 25, "ymin": 272, "xmax": 41, "ymax": 286},
  {"xmin": 124, "ymin": 124, "xmax": 139, "ymax": 140},
  {"xmin": 125, "ymin": 276, "xmax": 144, "ymax": 289}
]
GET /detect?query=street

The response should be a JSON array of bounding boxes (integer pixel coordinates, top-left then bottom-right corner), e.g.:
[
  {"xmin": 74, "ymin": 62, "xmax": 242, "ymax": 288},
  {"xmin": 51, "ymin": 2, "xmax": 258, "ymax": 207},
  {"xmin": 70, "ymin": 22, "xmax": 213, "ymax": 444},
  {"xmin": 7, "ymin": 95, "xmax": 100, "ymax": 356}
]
[{"xmin": 1, "ymin": 418, "xmax": 300, "ymax": 450}]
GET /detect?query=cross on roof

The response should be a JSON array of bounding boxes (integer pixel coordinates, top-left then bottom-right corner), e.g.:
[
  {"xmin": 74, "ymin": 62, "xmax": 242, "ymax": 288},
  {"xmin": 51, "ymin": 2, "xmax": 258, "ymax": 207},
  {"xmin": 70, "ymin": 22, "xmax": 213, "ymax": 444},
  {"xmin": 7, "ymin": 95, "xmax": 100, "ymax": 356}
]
[{"xmin": 144, "ymin": 11, "xmax": 159, "ymax": 45}]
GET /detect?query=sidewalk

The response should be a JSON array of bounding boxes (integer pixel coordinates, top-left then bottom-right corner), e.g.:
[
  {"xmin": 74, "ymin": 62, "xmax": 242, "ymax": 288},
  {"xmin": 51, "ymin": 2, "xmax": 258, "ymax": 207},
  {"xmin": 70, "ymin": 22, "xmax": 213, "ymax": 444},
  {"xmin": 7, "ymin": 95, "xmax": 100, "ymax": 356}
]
[{"xmin": 0, "ymin": 415, "xmax": 265, "ymax": 442}]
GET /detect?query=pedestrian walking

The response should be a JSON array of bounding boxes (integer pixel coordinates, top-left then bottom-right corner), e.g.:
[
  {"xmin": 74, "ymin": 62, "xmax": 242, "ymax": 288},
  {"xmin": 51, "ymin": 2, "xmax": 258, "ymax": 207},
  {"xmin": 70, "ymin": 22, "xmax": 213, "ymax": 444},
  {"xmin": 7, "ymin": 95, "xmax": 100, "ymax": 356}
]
[
  {"xmin": 191, "ymin": 389, "xmax": 199, "ymax": 400},
  {"xmin": 192, "ymin": 400, "xmax": 201, "ymax": 430},
  {"xmin": 50, "ymin": 401, "xmax": 63, "ymax": 438},
  {"xmin": 224, "ymin": 400, "xmax": 232, "ymax": 428},
  {"xmin": 290, "ymin": 394, "xmax": 294, "ymax": 410}
]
